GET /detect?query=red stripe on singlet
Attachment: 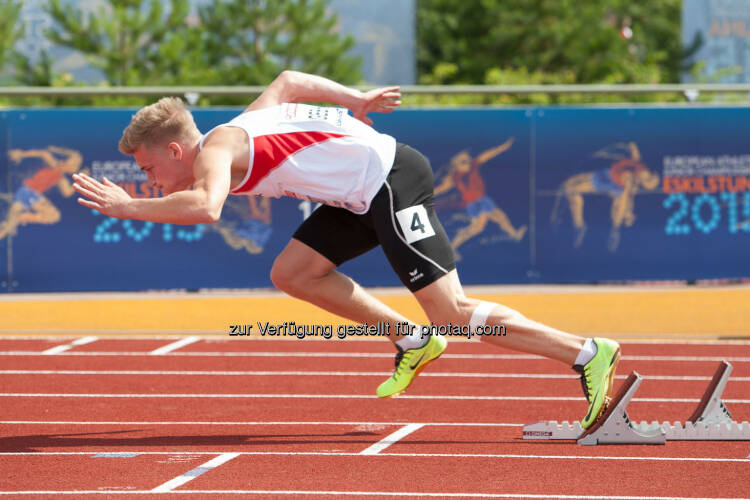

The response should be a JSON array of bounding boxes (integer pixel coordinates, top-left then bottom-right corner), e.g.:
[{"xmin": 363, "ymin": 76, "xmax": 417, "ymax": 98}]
[{"xmin": 231, "ymin": 131, "xmax": 347, "ymax": 193}]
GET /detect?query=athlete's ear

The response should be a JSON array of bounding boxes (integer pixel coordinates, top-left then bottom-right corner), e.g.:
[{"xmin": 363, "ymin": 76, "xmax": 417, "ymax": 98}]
[{"xmin": 167, "ymin": 141, "xmax": 183, "ymax": 161}]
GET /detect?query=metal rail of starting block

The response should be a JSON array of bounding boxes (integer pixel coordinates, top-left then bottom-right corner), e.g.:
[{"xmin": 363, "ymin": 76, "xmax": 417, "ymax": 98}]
[{"xmin": 522, "ymin": 361, "xmax": 750, "ymax": 445}]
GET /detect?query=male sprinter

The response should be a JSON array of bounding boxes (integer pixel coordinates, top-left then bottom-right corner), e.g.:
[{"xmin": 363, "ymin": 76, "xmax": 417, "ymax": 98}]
[{"xmin": 73, "ymin": 71, "xmax": 620, "ymax": 428}]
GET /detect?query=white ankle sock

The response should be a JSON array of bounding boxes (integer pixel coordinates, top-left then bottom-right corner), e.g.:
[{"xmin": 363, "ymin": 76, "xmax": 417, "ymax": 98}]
[
  {"xmin": 396, "ymin": 332, "xmax": 428, "ymax": 351},
  {"xmin": 574, "ymin": 338, "xmax": 598, "ymax": 366}
]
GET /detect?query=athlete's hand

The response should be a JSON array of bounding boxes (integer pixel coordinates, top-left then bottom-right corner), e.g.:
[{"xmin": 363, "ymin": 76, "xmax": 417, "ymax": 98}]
[
  {"xmin": 351, "ymin": 86, "xmax": 401, "ymax": 126},
  {"xmin": 72, "ymin": 172, "xmax": 132, "ymax": 219},
  {"xmin": 8, "ymin": 149, "xmax": 23, "ymax": 164}
]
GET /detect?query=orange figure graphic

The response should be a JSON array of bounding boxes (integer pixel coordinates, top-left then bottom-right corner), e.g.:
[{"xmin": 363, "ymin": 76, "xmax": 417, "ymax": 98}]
[
  {"xmin": 0, "ymin": 146, "xmax": 86, "ymax": 239},
  {"xmin": 551, "ymin": 142, "xmax": 659, "ymax": 251},
  {"xmin": 434, "ymin": 138, "xmax": 527, "ymax": 260}
]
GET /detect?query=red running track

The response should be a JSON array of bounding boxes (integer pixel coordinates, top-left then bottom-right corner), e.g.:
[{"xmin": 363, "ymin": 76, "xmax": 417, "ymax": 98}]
[{"xmin": 0, "ymin": 336, "xmax": 749, "ymax": 498}]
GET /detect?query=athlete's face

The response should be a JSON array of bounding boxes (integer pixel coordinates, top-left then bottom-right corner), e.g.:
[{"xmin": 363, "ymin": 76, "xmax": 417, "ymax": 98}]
[
  {"xmin": 451, "ymin": 152, "xmax": 472, "ymax": 173},
  {"xmin": 133, "ymin": 142, "xmax": 194, "ymax": 195}
]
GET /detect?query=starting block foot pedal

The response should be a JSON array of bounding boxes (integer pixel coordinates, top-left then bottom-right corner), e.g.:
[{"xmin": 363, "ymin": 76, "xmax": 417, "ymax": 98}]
[
  {"xmin": 577, "ymin": 372, "xmax": 666, "ymax": 445},
  {"xmin": 632, "ymin": 361, "xmax": 750, "ymax": 440},
  {"xmin": 688, "ymin": 360, "xmax": 733, "ymax": 425},
  {"xmin": 522, "ymin": 361, "xmax": 750, "ymax": 443},
  {"xmin": 523, "ymin": 371, "xmax": 666, "ymax": 444}
]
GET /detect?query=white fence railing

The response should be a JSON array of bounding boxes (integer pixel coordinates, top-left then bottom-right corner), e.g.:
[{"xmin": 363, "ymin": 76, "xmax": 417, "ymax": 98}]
[{"xmin": 2, "ymin": 84, "xmax": 750, "ymax": 104}]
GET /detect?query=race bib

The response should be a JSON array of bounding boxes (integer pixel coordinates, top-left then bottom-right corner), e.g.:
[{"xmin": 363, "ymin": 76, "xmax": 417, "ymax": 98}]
[{"xmin": 395, "ymin": 205, "xmax": 436, "ymax": 244}]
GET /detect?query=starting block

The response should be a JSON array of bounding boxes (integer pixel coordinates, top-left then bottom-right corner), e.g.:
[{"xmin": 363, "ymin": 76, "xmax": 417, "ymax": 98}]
[{"xmin": 522, "ymin": 361, "xmax": 750, "ymax": 445}]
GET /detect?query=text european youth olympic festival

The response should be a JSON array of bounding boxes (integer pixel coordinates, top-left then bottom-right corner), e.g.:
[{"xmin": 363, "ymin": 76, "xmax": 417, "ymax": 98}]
[{"xmin": 228, "ymin": 322, "xmax": 506, "ymax": 340}]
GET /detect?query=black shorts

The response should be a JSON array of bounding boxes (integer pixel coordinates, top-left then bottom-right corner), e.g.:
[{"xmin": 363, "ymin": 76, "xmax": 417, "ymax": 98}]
[{"xmin": 293, "ymin": 143, "xmax": 456, "ymax": 292}]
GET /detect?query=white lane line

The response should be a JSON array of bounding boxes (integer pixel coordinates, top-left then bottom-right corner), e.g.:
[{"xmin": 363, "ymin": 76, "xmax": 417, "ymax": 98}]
[
  {"xmin": 0, "ymin": 370, "xmax": 746, "ymax": 382},
  {"xmin": 360, "ymin": 424, "xmax": 424, "ymax": 455},
  {"xmin": 0, "ymin": 351, "xmax": 396, "ymax": 358},
  {"xmin": 0, "ymin": 331, "xmax": 213, "ymax": 336},
  {"xmin": 3, "ymin": 334, "xmax": 750, "ymax": 346},
  {"xmin": 0, "ymin": 492, "xmax": 747, "ymax": 499},
  {"xmin": 3, "ymin": 335, "xmax": 750, "ymax": 347},
  {"xmin": 0, "ymin": 451, "xmax": 747, "ymax": 463},
  {"xmin": 3, "ymin": 393, "xmax": 749, "ymax": 403},
  {"xmin": 3, "ymin": 351, "xmax": 750, "ymax": 362},
  {"xmin": 40, "ymin": 336, "xmax": 98, "ymax": 355},
  {"xmin": 0, "ymin": 420, "xmax": 521, "ymax": 426},
  {"xmin": 93, "ymin": 452, "xmax": 140, "ymax": 458},
  {"xmin": 0, "ymin": 369, "xmax": 562, "ymax": 377},
  {"xmin": 151, "ymin": 452, "xmax": 240, "ymax": 492},
  {"xmin": 149, "ymin": 337, "xmax": 200, "ymax": 355}
]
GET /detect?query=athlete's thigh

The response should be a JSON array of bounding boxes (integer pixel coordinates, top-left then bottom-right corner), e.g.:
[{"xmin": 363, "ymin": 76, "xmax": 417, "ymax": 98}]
[
  {"xmin": 292, "ymin": 203, "xmax": 378, "ymax": 266},
  {"xmin": 368, "ymin": 144, "xmax": 455, "ymax": 292}
]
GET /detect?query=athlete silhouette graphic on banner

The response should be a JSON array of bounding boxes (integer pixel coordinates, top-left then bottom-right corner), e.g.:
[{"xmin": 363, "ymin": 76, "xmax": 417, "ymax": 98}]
[
  {"xmin": 1, "ymin": 146, "xmax": 87, "ymax": 240},
  {"xmin": 434, "ymin": 138, "xmax": 527, "ymax": 260},
  {"xmin": 551, "ymin": 142, "xmax": 659, "ymax": 251}
]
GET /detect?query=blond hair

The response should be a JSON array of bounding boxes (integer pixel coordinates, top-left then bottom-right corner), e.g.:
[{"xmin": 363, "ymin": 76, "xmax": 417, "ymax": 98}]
[{"xmin": 118, "ymin": 97, "xmax": 199, "ymax": 154}]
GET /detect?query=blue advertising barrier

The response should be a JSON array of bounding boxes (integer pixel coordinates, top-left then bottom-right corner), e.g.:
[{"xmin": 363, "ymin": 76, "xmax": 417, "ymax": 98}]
[{"xmin": 0, "ymin": 106, "xmax": 748, "ymax": 292}]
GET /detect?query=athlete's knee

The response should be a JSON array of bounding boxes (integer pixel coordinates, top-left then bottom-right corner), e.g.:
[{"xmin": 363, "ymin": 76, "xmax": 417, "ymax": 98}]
[
  {"xmin": 439, "ymin": 296, "xmax": 526, "ymax": 325},
  {"xmin": 269, "ymin": 258, "xmax": 303, "ymax": 294},
  {"xmin": 47, "ymin": 209, "xmax": 61, "ymax": 224},
  {"xmin": 424, "ymin": 293, "xmax": 477, "ymax": 326},
  {"xmin": 270, "ymin": 255, "xmax": 326, "ymax": 296},
  {"xmin": 563, "ymin": 180, "xmax": 578, "ymax": 196},
  {"xmin": 472, "ymin": 300, "xmax": 524, "ymax": 327}
]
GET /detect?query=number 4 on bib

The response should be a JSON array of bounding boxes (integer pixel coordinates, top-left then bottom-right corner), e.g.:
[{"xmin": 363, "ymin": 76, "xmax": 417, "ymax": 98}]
[{"xmin": 395, "ymin": 205, "xmax": 436, "ymax": 243}]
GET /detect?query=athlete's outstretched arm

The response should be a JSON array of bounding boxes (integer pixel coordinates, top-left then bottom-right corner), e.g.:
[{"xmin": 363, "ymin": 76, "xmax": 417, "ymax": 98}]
[
  {"xmin": 476, "ymin": 137, "xmax": 515, "ymax": 166},
  {"xmin": 628, "ymin": 141, "xmax": 641, "ymax": 161},
  {"xmin": 434, "ymin": 174, "xmax": 455, "ymax": 196},
  {"xmin": 245, "ymin": 70, "xmax": 401, "ymax": 125},
  {"xmin": 73, "ymin": 146, "xmax": 231, "ymax": 225}
]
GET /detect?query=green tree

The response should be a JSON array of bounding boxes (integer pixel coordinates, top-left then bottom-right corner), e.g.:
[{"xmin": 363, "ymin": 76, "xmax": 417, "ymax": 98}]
[
  {"xmin": 0, "ymin": 0, "xmax": 24, "ymax": 79},
  {"xmin": 417, "ymin": 0, "xmax": 695, "ymax": 85},
  {"xmin": 183, "ymin": 0, "xmax": 361, "ymax": 87},
  {"xmin": 38, "ymin": 0, "xmax": 361, "ymax": 105},
  {"xmin": 14, "ymin": 50, "xmax": 55, "ymax": 86},
  {"xmin": 44, "ymin": 0, "xmax": 190, "ymax": 86}
]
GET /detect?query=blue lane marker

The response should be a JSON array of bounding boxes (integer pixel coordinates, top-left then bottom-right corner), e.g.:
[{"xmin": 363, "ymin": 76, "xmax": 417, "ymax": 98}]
[{"xmin": 92, "ymin": 452, "xmax": 140, "ymax": 458}]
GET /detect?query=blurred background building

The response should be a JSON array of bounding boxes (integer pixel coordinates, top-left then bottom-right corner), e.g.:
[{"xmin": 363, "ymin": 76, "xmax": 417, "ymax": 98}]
[{"xmin": 683, "ymin": 0, "xmax": 750, "ymax": 83}]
